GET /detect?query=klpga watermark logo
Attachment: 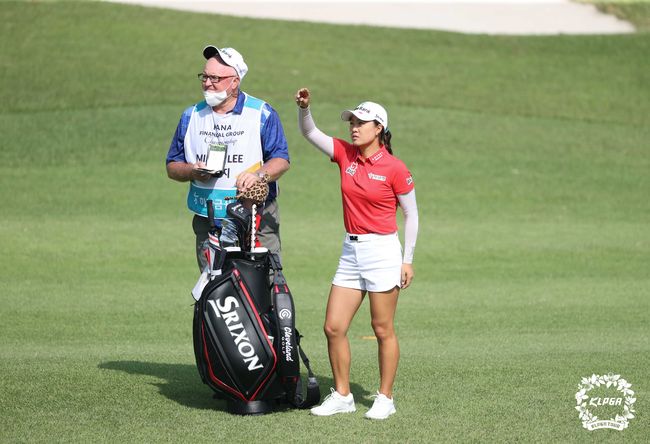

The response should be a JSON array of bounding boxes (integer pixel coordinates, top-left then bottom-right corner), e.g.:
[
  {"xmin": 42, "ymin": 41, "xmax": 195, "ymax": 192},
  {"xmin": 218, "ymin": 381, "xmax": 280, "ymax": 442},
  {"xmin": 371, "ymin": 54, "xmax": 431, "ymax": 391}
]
[{"xmin": 575, "ymin": 373, "xmax": 636, "ymax": 431}]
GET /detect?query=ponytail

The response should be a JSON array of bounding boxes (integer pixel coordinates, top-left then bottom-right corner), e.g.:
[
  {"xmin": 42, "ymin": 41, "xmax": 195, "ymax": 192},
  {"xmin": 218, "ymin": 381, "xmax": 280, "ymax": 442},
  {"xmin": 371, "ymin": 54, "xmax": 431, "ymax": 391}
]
[
  {"xmin": 373, "ymin": 120, "xmax": 393, "ymax": 154},
  {"xmin": 381, "ymin": 129, "xmax": 393, "ymax": 154}
]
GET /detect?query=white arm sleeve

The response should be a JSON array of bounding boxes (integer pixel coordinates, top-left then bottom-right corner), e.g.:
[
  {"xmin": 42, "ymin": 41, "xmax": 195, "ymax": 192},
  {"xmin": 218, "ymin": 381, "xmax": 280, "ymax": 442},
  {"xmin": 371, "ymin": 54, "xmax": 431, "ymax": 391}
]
[
  {"xmin": 298, "ymin": 106, "xmax": 335, "ymax": 159},
  {"xmin": 398, "ymin": 190, "xmax": 419, "ymax": 264}
]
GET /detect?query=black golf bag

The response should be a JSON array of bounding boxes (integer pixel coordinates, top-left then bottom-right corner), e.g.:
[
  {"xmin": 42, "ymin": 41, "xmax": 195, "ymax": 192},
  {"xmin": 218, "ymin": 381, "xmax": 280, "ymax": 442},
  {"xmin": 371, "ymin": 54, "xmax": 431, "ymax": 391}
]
[{"xmin": 192, "ymin": 200, "xmax": 320, "ymax": 415}]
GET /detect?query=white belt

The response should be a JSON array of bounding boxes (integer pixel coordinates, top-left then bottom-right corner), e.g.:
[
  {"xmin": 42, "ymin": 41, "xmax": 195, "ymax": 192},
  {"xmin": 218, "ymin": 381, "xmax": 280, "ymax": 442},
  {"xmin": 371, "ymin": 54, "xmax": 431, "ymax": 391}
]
[{"xmin": 346, "ymin": 232, "xmax": 397, "ymax": 242}]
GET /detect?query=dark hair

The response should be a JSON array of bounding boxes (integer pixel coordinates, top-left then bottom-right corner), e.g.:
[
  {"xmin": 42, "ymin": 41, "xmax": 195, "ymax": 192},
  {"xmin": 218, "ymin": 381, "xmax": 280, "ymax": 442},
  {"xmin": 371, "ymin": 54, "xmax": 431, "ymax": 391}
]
[{"xmin": 377, "ymin": 122, "xmax": 392, "ymax": 154}]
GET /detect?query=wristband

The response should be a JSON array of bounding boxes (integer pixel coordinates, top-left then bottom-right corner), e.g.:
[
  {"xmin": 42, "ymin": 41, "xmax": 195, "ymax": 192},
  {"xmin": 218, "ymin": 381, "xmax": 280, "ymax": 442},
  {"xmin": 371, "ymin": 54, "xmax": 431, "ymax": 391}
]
[{"xmin": 257, "ymin": 171, "xmax": 271, "ymax": 182}]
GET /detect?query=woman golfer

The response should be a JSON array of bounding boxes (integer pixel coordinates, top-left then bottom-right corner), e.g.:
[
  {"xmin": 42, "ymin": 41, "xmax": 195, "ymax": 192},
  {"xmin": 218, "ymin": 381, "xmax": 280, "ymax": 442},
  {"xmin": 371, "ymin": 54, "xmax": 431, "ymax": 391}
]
[{"xmin": 295, "ymin": 88, "xmax": 419, "ymax": 420}]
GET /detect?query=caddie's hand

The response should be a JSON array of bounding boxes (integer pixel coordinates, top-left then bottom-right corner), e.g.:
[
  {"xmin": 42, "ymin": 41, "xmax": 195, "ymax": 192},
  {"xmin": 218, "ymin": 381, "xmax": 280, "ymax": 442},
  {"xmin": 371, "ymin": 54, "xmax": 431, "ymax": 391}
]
[
  {"xmin": 401, "ymin": 263, "xmax": 414, "ymax": 289},
  {"xmin": 295, "ymin": 88, "xmax": 311, "ymax": 109},
  {"xmin": 236, "ymin": 171, "xmax": 260, "ymax": 192},
  {"xmin": 190, "ymin": 162, "xmax": 211, "ymax": 182}
]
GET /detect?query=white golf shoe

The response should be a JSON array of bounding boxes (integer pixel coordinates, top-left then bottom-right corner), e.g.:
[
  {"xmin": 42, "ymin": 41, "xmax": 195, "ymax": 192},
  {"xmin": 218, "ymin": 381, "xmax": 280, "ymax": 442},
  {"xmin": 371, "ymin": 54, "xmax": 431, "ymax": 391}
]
[
  {"xmin": 310, "ymin": 388, "xmax": 356, "ymax": 416},
  {"xmin": 364, "ymin": 392, "xmax": 396, "ymax": 420}
]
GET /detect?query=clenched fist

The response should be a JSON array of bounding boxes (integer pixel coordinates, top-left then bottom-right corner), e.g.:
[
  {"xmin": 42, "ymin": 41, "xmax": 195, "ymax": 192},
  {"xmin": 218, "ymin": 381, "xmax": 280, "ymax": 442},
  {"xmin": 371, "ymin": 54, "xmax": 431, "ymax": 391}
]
[{"xmin": 295, "ymin": 88, "xmax": 311, "ymax": 109}]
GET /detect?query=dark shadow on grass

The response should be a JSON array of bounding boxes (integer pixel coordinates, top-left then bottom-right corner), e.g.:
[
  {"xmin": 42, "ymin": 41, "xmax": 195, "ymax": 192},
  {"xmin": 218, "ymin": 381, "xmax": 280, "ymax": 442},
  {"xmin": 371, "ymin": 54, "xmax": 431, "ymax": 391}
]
[
  {"xmin": 99, "ymin": 360, "xmax": 225, "ymax": 410},
  {"xmin": 99, "ymin": 360, "xmax": 373, "ymax": 411}
]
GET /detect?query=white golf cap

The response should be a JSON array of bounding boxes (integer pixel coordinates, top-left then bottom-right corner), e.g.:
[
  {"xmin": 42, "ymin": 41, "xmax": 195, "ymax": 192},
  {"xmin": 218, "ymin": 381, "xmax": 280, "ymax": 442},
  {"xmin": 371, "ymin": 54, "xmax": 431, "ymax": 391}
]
[
  {"xmin": 203, "ymin": 45, "xmax": 248, "ymax": 80},
  {"xmin": 341, "ymin": 101, "xmax": 388, "ymax": 130}
]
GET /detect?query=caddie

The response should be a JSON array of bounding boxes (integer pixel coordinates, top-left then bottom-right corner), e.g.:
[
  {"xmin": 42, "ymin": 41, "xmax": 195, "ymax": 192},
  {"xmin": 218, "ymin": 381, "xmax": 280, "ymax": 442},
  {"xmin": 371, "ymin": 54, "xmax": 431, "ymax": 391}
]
[{"xmin": 166, "ymin": 45, "xmax": 290, "ymax": 271}]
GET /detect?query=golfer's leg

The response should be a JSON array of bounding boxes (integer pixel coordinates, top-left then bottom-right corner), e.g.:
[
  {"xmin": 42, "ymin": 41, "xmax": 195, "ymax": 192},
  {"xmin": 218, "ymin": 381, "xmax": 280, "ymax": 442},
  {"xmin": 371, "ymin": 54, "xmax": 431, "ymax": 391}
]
[
  {"xmin": 324, "ymin": 285, "xmax": 365, "ymax": 396},
  {"xmin": 368, "ymin": 287, "xmax": 400, "ymax": 398}
]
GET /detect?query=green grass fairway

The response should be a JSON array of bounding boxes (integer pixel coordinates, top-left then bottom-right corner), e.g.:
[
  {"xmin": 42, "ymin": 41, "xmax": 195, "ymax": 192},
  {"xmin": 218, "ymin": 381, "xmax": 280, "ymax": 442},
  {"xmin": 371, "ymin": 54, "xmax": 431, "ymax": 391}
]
[{"xmin": 1, "ymin": 2, "xmax": 648, "ymax": 442}]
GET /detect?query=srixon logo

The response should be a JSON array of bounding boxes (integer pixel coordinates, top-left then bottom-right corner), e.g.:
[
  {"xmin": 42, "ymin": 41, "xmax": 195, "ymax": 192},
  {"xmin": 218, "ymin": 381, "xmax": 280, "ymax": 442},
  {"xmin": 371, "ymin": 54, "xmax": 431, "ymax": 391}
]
[{"xmin": 208, "ymin": 296, "xmax": 264, "ymax": 371}]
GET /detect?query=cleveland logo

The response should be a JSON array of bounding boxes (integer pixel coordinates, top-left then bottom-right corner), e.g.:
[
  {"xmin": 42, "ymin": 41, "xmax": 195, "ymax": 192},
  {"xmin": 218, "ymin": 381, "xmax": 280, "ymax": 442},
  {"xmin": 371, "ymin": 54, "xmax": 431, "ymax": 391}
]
[{"xmin": 281, "ymin": 326, "xmax": 294, "ymax": 362}]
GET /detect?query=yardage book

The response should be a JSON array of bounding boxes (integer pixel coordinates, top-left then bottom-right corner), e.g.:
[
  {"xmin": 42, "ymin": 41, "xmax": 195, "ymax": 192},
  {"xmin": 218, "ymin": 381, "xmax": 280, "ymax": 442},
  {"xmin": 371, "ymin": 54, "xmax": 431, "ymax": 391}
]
[{"xmin": 197, "ymin": 142, "xmax": 227, "ymax": 175}]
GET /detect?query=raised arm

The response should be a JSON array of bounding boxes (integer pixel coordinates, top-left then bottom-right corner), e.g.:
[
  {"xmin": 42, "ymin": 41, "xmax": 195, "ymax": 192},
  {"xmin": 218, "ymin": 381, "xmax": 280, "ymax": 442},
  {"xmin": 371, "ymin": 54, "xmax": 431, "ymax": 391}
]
[{"xmin": 295, "ymin": 88, "xmax": 335, "ymax": 158}]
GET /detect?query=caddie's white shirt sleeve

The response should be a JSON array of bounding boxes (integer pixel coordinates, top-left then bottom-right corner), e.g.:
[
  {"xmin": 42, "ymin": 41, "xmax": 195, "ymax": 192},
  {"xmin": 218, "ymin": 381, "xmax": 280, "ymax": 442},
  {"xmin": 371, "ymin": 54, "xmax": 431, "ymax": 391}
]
[
  {"xmin": 298, "ymin": 106, "xmax": 335, "ymax": 158},
  {"xmin": 398, "ymin": 190, "xmax": 418, "ymax": 264}
]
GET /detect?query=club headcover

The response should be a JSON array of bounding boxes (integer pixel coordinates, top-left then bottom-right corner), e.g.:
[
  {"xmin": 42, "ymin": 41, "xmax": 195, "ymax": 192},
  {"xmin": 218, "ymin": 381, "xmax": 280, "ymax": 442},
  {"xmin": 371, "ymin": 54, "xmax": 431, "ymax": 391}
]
[{"xmin": 225, "ymin": 202, "xmax": 252, "ymax": 245}]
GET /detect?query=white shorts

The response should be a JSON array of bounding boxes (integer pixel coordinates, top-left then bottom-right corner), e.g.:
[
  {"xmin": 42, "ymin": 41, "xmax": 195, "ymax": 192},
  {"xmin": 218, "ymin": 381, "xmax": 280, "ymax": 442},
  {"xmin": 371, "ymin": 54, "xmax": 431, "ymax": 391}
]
[{"xmin": 332, "ymin": 232, "xmax": 402, "ymax": 292}]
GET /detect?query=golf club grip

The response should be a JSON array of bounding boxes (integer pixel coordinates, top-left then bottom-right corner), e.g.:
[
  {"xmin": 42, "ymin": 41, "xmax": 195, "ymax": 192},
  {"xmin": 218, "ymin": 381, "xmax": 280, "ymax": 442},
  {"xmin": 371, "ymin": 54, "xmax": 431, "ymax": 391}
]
[{"xmin": 207, "ymin": 200, "xmax": 215, "ymax": 230}]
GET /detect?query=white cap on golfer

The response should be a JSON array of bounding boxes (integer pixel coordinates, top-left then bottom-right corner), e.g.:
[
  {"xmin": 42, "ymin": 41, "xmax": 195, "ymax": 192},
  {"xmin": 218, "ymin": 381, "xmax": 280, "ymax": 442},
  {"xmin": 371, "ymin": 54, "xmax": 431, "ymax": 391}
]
[
  {"xmin": 203, "ymin": 45, "xmax": 248, "ymax": 80},
  {"xmin": 341, "ymin": 101, "xmax": 388, "ymax": 130}
]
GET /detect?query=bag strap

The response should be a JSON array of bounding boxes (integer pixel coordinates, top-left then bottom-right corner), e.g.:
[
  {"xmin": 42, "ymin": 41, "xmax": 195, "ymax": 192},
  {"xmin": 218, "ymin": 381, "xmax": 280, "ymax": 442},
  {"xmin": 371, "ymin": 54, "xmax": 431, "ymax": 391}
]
[
  {"xmin": 291, "ymin": 331, "xmax": 321, "ymax": 408},
  {"xmin": 268, "ymin": 253, "xmax": 282, "ymax": 272},
  {"xmin": 269, "ymin": 254, "xmax": 321, "ymax": 409}
]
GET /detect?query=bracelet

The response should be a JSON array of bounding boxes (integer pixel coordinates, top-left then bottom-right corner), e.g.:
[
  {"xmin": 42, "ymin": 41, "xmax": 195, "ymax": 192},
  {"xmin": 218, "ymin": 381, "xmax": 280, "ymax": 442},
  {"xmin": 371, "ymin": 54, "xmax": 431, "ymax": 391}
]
[{"xmin": 257, "ymin": 171, "xmax": 271, "ymax": 182}]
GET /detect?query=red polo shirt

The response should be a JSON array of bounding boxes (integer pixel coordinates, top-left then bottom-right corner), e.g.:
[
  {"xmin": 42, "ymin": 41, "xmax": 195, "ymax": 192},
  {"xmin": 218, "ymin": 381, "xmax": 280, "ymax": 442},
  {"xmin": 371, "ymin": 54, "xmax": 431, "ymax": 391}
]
[{"xmin": 332, "ymin": 138, "xmax": 414, "ymax": 234}]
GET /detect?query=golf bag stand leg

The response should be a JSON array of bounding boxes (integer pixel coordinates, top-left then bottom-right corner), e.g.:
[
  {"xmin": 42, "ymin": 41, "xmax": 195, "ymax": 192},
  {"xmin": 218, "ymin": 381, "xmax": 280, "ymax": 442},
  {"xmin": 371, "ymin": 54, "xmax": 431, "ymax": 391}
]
[{"xmin": 226, "ymin": 399, "xmax": 273, "ymax": 415}]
